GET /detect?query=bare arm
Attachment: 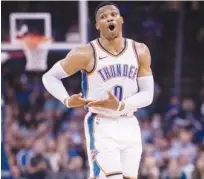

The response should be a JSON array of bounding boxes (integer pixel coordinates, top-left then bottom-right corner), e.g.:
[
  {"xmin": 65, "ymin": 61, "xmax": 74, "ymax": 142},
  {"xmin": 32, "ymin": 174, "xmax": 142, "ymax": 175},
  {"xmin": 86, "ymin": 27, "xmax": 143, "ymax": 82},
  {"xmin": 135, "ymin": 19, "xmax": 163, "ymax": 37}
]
[
  {"xmin": 42, "ymin": 44, "xmax": 94, "ymax": 107},
  {"xmin": 137, "ymin": 42, "xmax": 152, "ymax": 77},
  {"xmin": 60, "ymin": 45, "xmax": 94, "ymax": 75}
]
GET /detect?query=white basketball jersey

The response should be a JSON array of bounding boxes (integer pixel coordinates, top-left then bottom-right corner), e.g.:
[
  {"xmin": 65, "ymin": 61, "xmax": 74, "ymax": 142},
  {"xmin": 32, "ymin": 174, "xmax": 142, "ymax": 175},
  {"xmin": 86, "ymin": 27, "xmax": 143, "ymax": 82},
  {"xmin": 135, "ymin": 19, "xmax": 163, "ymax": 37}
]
[{"xmin": 81, "ymin": 38, "xmax": 139, "ymax": 117}]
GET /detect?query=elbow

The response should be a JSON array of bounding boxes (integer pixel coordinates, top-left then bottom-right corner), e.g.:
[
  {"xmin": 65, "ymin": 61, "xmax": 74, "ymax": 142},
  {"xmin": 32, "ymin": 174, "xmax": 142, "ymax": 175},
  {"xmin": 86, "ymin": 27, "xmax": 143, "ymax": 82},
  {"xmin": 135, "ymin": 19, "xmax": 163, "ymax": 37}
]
[
  {"xmin": 147, "ymin": 98, "xmax": 153, "ymax": 106},
  {"xmin": 146, "ymin": 92, "xmax": 154, "ymax": 106},
  {"xmin": 42, "ymin": 72, "xmax": 48, "ymax": 87},
  {"xmin": 141, "ymin": 91, "xmax": 153, "ymax": 107},
  {"xmin": 42, "ymin": 73, "xmax": 46, "ymax": 85}
]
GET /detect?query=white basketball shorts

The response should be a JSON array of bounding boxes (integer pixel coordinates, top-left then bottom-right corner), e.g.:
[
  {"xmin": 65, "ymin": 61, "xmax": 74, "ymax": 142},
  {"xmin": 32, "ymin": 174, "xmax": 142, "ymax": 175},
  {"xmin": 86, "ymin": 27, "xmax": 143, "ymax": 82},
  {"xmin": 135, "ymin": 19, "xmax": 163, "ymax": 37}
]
[{"xmin": 84, "ymin": 112, "xmax": 143, "ymax": 179}]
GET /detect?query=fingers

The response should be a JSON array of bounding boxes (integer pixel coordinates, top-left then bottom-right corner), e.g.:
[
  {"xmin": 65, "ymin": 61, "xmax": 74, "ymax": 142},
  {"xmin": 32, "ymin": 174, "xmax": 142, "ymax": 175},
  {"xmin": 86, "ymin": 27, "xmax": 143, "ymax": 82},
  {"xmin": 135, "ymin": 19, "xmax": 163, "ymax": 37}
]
[
  {"xmin": 79, "ymin": 99, "xmax": 94, "ymax": 105},
  {"xmin": 76, "ymin": 95, "xmax": 94, "ymax": 104},
  {"xmin": 71, "ymin": 92, "xmax": 113, "ymax": 108},
  {"xmin": 68, "ymin": 93, "xmax": 95, "ymax": 108},
  {"xmin": 87, "ymin": 102, "xmax": 104, "ymax": 107},
  {"xmin": 84, "ymin": 99, "xmax": 94, "ymax": 103},
  {"xmin": 72, "ymin": 93, "xmax": 82, "ymax": 98},
  {"xmin": 107, "ymin": 91, "xmax": 115, "ymax": 99},
  {"xmin": 88, "ymin": 103, "xmax": 104, "ymax": 108},
  {"xmin": 87, "ymin": 101, "xmax": 96, "ymax": 107},
  {"xmin": 87, "ymin": 100, "xmax": 107, "ymax": 107}
]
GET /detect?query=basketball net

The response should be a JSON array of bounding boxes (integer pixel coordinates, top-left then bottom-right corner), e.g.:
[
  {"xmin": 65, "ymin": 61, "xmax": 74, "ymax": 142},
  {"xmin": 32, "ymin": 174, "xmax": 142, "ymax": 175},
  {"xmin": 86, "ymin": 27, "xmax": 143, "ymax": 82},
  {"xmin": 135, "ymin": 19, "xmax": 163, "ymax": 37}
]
[{"xmin": 20, "ymin": 34, "xmax": 52, "ymax": 72}]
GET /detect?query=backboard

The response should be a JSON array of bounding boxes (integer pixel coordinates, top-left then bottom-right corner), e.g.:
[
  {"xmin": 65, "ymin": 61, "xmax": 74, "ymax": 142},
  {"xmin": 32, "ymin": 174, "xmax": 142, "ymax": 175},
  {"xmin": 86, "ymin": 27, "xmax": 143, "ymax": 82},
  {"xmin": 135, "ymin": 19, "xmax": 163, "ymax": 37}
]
[{"xmin": 1, "ymin": 1, "xmax": 88, "ymax": 51}]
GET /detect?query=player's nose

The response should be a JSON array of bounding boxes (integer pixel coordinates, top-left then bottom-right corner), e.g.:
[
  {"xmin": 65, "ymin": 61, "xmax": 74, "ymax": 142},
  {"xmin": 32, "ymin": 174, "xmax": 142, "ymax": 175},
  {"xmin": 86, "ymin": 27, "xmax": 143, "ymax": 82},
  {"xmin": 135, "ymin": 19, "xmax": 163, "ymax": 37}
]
[
  {"xmin": 107, "ymin": 18, "xmax": 114, "ymax": 23},
  {"xmin": 107, "ymin": 16, "xmax": 114, "ymax": 23}
]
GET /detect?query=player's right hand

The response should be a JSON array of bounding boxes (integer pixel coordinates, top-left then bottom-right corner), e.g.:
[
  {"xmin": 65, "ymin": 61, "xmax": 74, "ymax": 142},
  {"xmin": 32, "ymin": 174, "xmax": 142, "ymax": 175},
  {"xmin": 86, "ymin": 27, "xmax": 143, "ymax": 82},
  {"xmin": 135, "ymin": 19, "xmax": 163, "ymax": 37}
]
[{"xmin": 64, "ymin": 93, "xmax": 92, "ymax": 108}]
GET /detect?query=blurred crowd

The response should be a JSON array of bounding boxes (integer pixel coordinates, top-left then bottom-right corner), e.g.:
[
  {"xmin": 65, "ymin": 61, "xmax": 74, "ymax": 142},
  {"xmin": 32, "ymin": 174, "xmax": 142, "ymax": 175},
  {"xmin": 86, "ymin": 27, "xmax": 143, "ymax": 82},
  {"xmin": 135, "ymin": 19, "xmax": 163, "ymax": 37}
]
[
  {"xmin": 2, "ymin": 63, "xmax": 204, "ymax": 179},
  {"xmin": 2, "ymin": 1, "xmax": 204, "ymax": 179},
  {"xmin": 138, "ymin": 88, "xmax": 204, "ymax": 179},
  {"xmin": 2, "ymin": 71, "xmax": 88, "ymax": 179}
]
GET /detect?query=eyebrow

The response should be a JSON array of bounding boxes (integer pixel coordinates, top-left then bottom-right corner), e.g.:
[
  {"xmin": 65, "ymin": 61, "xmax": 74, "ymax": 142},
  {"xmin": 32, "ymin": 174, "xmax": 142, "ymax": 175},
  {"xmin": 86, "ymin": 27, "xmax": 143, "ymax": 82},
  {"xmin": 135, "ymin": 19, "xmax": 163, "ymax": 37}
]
[
  {"xmin": 99, "ymin": 7, "xmax": 118, "ymax": 13},
  {"xmin": 97, "ymin": 8, "xmax": 119, "ymax": 18},
  {"xmin": 96, "ymin": 6, "xmax": 119, "ymax": 21}
]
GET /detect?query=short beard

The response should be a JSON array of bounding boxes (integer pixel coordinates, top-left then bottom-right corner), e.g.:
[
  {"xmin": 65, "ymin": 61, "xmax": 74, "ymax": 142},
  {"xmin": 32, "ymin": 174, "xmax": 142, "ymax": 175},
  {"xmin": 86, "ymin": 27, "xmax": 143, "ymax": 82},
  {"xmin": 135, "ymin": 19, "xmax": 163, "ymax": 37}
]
[{"xmin": 105, "ymin": 34, "xmax": 119, "ymax": 41}]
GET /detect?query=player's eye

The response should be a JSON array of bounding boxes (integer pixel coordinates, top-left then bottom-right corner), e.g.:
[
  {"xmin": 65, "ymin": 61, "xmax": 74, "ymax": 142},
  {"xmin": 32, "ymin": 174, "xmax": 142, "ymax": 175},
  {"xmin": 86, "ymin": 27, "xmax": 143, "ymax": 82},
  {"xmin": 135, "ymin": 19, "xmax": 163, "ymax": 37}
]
[
  {"xmin": 100, "ymin": 15, "xmax": 106, "ymax": 19},
  {"xmin": 111, "ymin": 12, "xmax": 115, "ymax": 17},
  {"xmin": 111, "ymin": 12, "xmax": 117, "ymax": 17}
]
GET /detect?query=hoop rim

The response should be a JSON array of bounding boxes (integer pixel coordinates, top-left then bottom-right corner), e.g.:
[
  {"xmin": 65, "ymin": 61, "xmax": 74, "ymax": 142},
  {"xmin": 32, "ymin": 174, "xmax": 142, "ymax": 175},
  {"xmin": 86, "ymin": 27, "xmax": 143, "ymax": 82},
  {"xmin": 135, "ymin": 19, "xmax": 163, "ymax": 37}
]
[{"xmin": 20, "ymin": 34, "xmax": 53, "ymax": 50}]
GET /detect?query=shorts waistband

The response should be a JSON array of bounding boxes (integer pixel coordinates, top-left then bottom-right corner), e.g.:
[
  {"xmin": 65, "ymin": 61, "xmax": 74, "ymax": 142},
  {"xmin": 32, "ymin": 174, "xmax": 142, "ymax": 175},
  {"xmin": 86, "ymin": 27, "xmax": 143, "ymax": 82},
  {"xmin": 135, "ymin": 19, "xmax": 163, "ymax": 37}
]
[{"xmin": 92, "ymin": 112, "xmax": 134, "ymax": 119}]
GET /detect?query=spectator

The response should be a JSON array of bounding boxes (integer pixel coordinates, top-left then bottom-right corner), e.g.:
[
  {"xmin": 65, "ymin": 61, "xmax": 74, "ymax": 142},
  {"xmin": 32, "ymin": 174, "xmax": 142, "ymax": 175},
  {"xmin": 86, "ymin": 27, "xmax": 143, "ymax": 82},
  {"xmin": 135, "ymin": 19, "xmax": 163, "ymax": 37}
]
[{"xmin": 192, "ymin": 154, "xmax": 204, "ymax": 179}]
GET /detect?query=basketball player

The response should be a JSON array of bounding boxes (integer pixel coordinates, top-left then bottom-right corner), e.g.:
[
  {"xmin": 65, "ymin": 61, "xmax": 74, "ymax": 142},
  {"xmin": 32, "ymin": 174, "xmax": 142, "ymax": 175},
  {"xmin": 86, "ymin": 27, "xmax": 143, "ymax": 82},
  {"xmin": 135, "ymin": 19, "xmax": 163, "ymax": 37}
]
[{"xmin": 42, "ymin": 2, "xmax": 154, "ymax": 179}]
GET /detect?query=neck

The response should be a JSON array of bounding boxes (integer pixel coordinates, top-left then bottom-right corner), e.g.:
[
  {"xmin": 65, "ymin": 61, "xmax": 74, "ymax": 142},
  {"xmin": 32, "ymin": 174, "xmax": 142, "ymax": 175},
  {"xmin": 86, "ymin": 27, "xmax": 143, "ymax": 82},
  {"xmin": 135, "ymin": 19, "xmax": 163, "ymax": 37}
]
[{"xmin": 99, "ymin": 34, "xmax": 124, "ymax": 55}]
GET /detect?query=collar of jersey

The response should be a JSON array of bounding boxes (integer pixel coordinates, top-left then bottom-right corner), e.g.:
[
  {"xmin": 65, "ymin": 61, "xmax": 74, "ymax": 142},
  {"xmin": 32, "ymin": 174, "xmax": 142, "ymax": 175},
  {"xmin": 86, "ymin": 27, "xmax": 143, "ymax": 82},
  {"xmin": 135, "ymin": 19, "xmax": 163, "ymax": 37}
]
[{"xmin": 97, "ymin": 38, "xmax": 127, "ymax": 57}]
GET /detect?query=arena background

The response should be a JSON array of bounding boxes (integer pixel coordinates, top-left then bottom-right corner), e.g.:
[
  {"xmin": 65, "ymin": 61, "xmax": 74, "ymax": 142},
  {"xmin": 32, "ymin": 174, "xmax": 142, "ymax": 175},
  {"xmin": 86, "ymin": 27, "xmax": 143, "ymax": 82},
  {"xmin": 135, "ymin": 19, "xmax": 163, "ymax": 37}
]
[{"xmin": 1, "ymin": 1, "xmax": 204, "ymax": 179}]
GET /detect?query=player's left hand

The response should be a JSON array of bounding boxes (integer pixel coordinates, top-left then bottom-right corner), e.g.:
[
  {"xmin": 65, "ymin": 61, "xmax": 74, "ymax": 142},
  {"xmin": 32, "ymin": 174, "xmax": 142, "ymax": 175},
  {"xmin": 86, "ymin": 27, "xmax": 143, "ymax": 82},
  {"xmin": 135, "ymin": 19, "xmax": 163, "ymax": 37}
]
[{"xmin": 87, "ymin": 91, "xmax": 120, "ymax": 111}]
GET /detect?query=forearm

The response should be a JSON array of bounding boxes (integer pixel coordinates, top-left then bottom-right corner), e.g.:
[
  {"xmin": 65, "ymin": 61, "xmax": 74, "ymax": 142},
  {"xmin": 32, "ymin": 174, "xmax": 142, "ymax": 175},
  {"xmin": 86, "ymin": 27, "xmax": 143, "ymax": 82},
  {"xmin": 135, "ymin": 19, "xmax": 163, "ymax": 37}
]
[
  {"xmin": 42, "ymin": 61, "xmax": 69, "ymax": 104},
  {"xmin": 122, "ymin": 76, "xmax": 154, "ymax": 112}
]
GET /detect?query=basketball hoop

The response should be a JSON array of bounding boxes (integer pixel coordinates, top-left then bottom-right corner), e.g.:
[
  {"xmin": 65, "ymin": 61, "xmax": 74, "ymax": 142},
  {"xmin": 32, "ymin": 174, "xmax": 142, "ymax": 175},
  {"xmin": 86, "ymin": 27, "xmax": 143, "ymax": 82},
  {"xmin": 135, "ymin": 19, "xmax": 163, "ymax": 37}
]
[{"xmin": 20, "ymin": 34, "xmax": 53, "ymax": 72}]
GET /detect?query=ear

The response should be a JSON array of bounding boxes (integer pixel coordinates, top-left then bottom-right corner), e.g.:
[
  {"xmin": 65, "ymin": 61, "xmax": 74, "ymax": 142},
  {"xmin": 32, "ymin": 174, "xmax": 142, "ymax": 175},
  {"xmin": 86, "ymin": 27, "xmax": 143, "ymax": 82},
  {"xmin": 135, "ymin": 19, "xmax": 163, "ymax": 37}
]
[
  {"xmin": 96, "ymin": 22, "xmax": 100, "ymax": 30},
  {"xmin": 121, "ymin": 16, "xmax": 124, "ymax": 24}
]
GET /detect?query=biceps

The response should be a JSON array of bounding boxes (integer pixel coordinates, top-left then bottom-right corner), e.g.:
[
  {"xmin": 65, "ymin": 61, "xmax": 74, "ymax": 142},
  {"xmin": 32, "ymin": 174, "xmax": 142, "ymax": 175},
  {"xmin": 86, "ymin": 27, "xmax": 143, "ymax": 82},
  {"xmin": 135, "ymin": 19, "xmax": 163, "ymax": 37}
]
[
  {"xmin": 138, "ymin": 64, "xmax": 152, "ymax": 77},
  {"xmin": 137, "ymin": 44, "xmax": 152, "ymax": 77},
  {"xmin": 60, "ymin": 57, "xmax": 82, "ymax": 76},
  {"xmin": 60, "ymin": 50, "xmax": 88, "ymax": 75}
]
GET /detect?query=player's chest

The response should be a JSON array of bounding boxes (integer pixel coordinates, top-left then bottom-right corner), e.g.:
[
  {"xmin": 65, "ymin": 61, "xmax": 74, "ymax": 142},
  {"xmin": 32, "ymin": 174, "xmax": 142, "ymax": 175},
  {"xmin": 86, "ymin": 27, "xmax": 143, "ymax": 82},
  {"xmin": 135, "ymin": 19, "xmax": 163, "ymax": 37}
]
[
  {"xmin": 95, "ymin": 55, "xmax": 138, "ymax": 82},
  {"xmin": 96, "ymin": 52, "xmax": 136, "ymax": 66}
]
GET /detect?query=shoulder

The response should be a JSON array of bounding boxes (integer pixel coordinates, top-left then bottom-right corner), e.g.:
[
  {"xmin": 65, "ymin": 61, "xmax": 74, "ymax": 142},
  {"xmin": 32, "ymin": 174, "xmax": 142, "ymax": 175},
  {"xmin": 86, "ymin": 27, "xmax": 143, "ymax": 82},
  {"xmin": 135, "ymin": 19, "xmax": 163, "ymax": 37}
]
[
  {"xmin": 130, "ymin": 40, "xmax": 151, "ymax": 63},
  {"xmin": 69, "ymin": 43, "xmax": 93, "ymax": 58},
  {"xmin": 127, "ymin": 38, "xmax": 150, "ymax": 56},
  {"xmin": 64, "ymin": 43, "xmax": 94, "ymax": 65},
  {"xmin": 132, "ymin": 41, "xmax": 150, "ymax": 56},
  {"xmin": 68, "ymin": 38, "xmax": 98, "ymax": 56},
  {"xmin": 60, "ymin": 42, "xmax": 96, "ymax": 74},
  {"xmin": 132, "ymin": 41, "xmax": 152, "ymax": 76}
]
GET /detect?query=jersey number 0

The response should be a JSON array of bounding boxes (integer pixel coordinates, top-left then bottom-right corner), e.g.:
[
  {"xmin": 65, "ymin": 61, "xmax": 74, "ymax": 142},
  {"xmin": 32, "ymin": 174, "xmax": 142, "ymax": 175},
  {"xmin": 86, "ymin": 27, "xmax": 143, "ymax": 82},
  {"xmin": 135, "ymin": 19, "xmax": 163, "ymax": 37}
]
[{"xmin": 113, "ymin": 85, "xmax": 123, "ymax": 101}]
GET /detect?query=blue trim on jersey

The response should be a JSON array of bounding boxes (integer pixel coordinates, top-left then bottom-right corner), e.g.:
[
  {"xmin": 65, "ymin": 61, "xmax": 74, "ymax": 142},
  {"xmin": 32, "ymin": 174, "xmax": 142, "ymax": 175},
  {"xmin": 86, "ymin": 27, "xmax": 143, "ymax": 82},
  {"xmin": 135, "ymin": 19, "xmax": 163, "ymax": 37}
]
[
  {"xmin": 81, "ymin": 71, "xmax": 89, "ymax": 111},
  {"xmin": 88, "ymin": 42, "xmax": 97, "ymax": 74},
  {"xmin": 81, "ymin": 71, "xmax": 88, "ymax": 98},
  {"xmin": 87, "ymin": 113, "xmax": 100, "ymax": 177},
  {"xmin": 93, "ymin": 161, "xmax": 100, "ymax": 177}
]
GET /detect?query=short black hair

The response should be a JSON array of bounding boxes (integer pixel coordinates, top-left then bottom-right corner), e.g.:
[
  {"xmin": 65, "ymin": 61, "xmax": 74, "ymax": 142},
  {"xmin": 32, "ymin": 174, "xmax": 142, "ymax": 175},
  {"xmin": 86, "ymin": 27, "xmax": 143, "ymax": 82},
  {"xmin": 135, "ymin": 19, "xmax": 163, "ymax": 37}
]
[{"xmin": 95, "ymin": 1, "xmax": 119, "ymax": 18}]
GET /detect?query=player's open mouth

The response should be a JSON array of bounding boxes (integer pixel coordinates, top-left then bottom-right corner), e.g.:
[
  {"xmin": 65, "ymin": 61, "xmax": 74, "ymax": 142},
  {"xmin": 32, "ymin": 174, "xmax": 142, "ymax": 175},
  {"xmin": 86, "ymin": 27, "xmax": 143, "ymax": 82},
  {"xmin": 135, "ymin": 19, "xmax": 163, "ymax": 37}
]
[{"xmin": 108, "ymin": 24, "xmax": 115, "ymax": 31}]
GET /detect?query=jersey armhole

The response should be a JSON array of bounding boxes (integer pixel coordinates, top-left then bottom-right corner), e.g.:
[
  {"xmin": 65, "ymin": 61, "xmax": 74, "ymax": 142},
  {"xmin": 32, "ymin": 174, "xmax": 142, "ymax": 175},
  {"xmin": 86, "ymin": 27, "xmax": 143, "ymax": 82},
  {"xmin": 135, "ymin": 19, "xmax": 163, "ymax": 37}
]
[
  {"xmin": 132, "ymin": 40, "xmax": 140, "ymax": 65},
  {"xmin": 86, "ymin": 42, "xmax": 97, "ymax": 75},
  {"xmin": 132, "ymin": 40, "xmax": 140, "ymax": 93}
]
